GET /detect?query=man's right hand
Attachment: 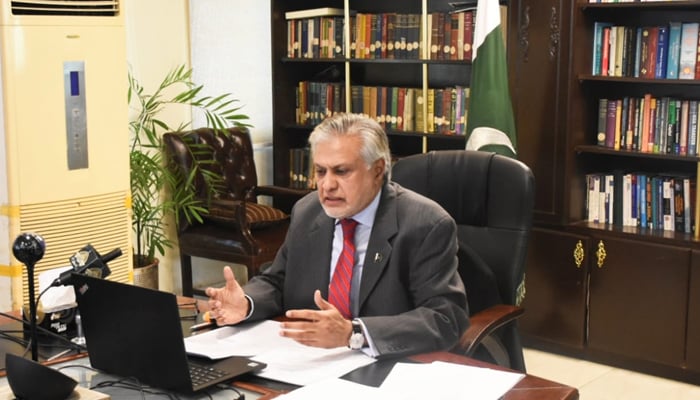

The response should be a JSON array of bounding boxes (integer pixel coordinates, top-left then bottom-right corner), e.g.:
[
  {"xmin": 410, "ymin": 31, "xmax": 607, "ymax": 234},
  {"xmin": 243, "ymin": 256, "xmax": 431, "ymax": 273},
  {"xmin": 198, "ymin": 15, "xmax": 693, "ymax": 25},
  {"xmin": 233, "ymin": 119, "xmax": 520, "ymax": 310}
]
[{"xmin": 205, "ymin": 266, "xmax": 250, "ymax": 325}]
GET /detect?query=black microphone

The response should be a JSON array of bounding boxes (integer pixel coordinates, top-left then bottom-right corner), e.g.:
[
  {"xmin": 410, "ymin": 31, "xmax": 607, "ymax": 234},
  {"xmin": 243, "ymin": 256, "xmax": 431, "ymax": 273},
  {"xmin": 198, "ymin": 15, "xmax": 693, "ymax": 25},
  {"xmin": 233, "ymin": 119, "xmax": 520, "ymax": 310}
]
[
  {"xmin": 52, "ymin": 245, "xmax": 122, "ymax": 287},
  {"xmin": 7, "ymin": 233, "xmax": 78, "ymax": 400},
  {"xmin": 12, "ymin": 232, "xmax": 45, "ymax": 361}
]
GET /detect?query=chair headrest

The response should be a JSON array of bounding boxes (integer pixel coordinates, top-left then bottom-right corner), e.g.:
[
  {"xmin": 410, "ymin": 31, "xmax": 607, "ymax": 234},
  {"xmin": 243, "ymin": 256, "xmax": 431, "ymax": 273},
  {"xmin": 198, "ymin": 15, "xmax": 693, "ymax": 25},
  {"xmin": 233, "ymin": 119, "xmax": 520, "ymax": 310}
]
[
  {"xmin": 393, "ymin": 150, "xmax": 534, "ymax": 230},
  {"xmin": 163, "ymin": 127, "xmax": 258, "ymax": 202}
]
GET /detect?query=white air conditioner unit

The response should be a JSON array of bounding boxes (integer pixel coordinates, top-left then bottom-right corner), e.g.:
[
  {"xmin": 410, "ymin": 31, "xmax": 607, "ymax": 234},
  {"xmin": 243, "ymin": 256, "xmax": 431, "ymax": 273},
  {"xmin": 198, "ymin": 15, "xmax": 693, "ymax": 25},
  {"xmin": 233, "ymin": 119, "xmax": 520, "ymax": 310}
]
[{"xmin": 0, "ymin": 0, "xmax": 132, "ymax": 311}]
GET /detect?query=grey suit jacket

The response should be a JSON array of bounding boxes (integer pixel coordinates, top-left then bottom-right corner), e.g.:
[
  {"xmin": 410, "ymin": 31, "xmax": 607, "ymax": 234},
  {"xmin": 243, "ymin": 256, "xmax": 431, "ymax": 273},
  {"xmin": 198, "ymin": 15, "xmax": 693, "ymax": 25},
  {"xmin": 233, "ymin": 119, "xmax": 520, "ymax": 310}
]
[{"xmin": 243, "ymin": 181, "xmax": 470, "ymax": 359}]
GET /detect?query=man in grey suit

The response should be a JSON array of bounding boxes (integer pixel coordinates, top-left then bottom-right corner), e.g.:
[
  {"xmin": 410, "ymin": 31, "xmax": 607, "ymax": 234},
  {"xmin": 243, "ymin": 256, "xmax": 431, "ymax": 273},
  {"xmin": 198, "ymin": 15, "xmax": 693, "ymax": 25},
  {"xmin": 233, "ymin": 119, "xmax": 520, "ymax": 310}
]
[{"xmin": 206, "ymin": 113, "xmax": 469, "ymax": 359}]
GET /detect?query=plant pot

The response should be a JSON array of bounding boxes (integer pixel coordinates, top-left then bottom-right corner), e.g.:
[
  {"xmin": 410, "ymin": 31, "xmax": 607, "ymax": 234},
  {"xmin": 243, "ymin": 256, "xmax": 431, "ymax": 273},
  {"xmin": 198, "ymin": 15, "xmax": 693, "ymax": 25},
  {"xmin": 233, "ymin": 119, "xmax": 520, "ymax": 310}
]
[{"xmin": 133, "ymin": 258, "xmax": 159, "ymax": 290}]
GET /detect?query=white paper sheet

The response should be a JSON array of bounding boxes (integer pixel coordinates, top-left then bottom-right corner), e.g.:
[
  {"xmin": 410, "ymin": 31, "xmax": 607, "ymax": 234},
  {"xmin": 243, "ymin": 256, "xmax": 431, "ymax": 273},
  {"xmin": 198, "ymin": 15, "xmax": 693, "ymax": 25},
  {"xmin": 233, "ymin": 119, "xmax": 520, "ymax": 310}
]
[
  {"xmin": 184, "ymin": 320, "xmax": 376, "ymax": 386},
  {"xmin": 275, "ymin": 378, "xmax": 383, "ymax": 400},
  {"xmin": 274, "ymin": 361, "xmax": 525, "ymax": 399},
  {"xmin": 380, "ymin": 361, "xmax": 525, "ymax": 400},
  {"xmin": 38, "ymin": 266, "xmax": 77, "ymax": 313}
]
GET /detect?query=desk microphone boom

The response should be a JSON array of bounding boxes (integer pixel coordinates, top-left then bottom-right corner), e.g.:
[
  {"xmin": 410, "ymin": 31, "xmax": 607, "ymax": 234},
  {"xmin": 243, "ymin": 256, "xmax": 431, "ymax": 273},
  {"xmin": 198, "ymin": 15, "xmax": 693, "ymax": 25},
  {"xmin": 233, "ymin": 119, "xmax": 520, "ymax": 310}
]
[{"xmin": 52, "ymin": 245, "xmax": 121, "ymax": 287}]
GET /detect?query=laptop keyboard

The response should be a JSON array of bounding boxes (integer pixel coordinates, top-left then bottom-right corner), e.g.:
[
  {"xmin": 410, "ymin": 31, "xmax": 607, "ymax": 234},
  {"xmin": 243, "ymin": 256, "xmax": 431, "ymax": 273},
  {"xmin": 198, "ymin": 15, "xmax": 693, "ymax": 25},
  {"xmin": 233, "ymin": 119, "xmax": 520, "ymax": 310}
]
[{"xmin": 189, "ymin": 362, "xmax": 228, "ymax": 387}]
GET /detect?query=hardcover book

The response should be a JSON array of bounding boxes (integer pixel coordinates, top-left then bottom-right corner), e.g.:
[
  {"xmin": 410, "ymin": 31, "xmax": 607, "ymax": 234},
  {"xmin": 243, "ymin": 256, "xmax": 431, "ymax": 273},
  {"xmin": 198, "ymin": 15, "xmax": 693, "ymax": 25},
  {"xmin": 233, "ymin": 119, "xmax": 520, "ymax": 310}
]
[
  {"xmin": 679, "ymin": 22, "xmax": 699, "ymax": 79},
  {"xmin": 666, "ymin": 22, "xmax": 682, "ymax": 79},
  {"xmin": 285, "ymin": 7, "xmax": 347, "ymax": 20}
]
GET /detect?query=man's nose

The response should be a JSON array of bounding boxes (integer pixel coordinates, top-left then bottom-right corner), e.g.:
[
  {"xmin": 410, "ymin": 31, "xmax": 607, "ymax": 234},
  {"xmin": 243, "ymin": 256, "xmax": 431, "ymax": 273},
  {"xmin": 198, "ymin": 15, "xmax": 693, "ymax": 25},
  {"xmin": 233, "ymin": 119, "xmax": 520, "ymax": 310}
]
[{"xmin": 321, "ymin": 174, "xmax": 337, "ymax": 190}]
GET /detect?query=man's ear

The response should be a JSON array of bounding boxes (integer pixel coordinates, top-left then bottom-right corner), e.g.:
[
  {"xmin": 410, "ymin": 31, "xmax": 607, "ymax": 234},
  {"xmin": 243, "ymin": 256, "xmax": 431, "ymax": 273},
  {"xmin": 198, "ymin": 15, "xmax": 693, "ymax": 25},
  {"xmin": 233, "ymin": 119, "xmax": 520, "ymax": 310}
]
[{"xmin": 374, "ymin": 159, "xmax": 386, "ymax": 179}]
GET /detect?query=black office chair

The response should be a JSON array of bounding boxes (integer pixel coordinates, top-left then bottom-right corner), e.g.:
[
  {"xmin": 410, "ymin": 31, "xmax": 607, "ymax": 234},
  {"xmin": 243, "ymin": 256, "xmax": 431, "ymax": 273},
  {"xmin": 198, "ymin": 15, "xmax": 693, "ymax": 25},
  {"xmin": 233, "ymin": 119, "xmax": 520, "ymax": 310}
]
[{"xmin": 392, "ymin": 150, "xmax": 535, "ymax": 372}]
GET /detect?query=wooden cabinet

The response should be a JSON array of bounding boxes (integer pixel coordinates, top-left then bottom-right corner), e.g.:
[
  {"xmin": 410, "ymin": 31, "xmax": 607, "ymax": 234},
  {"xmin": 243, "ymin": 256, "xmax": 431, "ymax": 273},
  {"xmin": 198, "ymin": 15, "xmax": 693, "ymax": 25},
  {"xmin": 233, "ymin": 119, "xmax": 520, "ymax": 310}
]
[
  {"xmin": 520, "ymin": 228, "xmax": 588, "ymax": 350},
  {"xmin": 587, "ymin": 236, "xmax": 689, "ymax": 368},
  {"xmin": 518, "ymin": 0, "xmax": 700, "ymax": 383},
  {"xmin": 688, "ymin": 250, "xmax": 700, "ymax": 371}
]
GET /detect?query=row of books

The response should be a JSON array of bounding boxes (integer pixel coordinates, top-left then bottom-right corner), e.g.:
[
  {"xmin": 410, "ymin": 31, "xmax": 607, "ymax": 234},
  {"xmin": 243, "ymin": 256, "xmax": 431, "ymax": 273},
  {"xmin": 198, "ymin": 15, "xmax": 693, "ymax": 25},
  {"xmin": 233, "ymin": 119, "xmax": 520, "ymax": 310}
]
[
  {"xmin": 586, "ymin": 172, "xmax": 696, "ymax": 233},
  {"xmin": 285, "ymin": 11, "xmax": 475, "ymax": 61},
  {"xmin": 295, "ymin": 81, "xmax": 471, "ymax": 135},
  {"xmin": 596, "ymin": 95, "xmax": 700, "ymax": 156},
  {"xmin": 289, "ymin": 147, "xmax": 315, "ymax": 190},
  {"xmin": 592, "ymin": 22, "xmax": 700, "ymax": 79}
]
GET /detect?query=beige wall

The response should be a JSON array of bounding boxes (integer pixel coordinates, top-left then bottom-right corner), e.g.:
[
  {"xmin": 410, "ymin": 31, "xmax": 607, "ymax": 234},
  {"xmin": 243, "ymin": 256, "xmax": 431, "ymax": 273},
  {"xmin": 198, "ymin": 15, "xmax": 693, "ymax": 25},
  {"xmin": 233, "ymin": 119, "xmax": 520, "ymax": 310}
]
[
  {"xmin": 126, "ymin": 0, "xmax": 272, "ymax": 293},
  {"xmin": 125, "ymin": 0, "xmax": 191, "ymax": 293}
]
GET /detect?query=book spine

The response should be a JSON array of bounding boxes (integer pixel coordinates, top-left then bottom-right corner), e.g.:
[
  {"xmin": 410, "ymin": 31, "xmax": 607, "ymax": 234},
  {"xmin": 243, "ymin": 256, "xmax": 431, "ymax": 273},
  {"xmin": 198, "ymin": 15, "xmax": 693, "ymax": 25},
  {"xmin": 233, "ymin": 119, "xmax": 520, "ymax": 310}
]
[
  {"xmin": 614, "ymin": 99, "xmax": 623, "ymax": 150},
  {"xmin": 427, "ymin": 88, "xmax": 435, "ymax": 133},
  {"xmin": 597, "ymin": 98, "xmax": 608, "ymax": 145},
  {"xmin": 679, "ymin": 22, "xmax": 699, "ymax": 79},
  {"xmin": 464, "ymin": 11, "xmax": 474, "ymax": 62},
  {"xmin": 647, "ymin": 97, "xmax": 657, "ymax": 152},
  {"xmin": 415, "ymin": 89, "xmax": 424, "ymax": 132},
  {"xmin": 387, "ymin": 14, "xmax": 396, "ymax": 59},
  {"xmin": 680, "ymin": 99, "xmax": 690, "ymax": 155},
  {"xmin": 609, "ymin": 25, "xmax": 618, "ymax": 76},
  {"xmin": 605, "ymin": 98, "xmax": 617, "ymax": 148},
  {"xmin": 689, "ymin": 100, "xmax": 698, "ymax": 156},
  {"xmin": 626, "ymin": 97, "xmax": 637, "ymax": 150},
  {"xmin": 667, "ymin": 22, "xmax": 682, "ymax": 79},
  {"xmin": 655, "ymin": 26, "xmax": 669, "ymax": 79},
  {"xmin": 601, "ymin": 26, "xmax": 611, "ymax": 76},
  {"xmin": 593, "ymin": 22, "xmax": 609, "ymax": 75},
  {"xmin": 457, "ymin": 12, "xmax": 465, "ymax": 60}
]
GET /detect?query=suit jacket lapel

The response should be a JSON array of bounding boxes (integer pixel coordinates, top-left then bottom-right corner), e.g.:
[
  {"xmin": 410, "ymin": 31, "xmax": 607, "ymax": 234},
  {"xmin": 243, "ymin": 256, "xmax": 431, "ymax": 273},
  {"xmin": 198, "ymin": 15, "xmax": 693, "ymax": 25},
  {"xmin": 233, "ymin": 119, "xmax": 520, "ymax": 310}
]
[
  {"xmin": 358, "ymin": 182, "xmax": 398, "ymax": 310},
  {"xmin": 306, "ymin": 211, "xmax": 335, "ymax": 298}
]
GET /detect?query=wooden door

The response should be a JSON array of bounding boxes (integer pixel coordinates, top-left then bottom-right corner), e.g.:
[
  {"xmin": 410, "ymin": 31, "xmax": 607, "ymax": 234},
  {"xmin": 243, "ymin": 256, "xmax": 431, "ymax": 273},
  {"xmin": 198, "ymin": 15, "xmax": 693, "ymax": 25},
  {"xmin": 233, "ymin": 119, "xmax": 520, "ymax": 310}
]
[
  {"xmin": 520, "ymin": 228, "xmax": 588, "ymax": 350},
  {"xmin": 587, "ymin": 236, "xmax": 689, "ymax": 367}
]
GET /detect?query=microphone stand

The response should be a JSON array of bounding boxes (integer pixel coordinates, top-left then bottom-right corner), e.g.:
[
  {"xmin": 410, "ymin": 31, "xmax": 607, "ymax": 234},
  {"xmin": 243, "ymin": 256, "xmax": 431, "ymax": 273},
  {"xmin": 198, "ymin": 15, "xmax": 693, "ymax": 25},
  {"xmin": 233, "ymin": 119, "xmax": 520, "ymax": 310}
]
[
  {"xmin": 12, "ymin": 233, "xmax": 45, "ymax": 362},
  {"xmin": 26, "ymin": 260, "xmax": 39, "ymax": 361}
]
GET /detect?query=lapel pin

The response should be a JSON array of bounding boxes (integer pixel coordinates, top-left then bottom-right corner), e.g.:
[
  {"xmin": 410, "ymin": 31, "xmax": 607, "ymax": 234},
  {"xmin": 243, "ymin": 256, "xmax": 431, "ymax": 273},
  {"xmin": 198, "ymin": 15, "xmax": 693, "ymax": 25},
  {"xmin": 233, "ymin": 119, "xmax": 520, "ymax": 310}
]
[{"xmin": 374, "ymin": 253, "xmax": 382, "ymax": 263}]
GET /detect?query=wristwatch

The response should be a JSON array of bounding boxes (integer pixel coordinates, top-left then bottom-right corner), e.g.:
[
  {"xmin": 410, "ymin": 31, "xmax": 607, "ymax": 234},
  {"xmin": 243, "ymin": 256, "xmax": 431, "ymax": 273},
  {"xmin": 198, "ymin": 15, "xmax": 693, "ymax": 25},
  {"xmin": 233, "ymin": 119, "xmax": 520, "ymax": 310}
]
[{"xmin": 348, "ymin": 319, "xmax": 365, "ymax": 350}]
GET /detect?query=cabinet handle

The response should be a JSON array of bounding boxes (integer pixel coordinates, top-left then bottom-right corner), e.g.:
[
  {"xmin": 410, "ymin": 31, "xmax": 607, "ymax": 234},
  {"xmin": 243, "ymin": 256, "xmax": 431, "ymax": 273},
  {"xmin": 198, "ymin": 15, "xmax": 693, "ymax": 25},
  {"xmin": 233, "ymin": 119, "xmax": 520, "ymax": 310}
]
[
  {"xmin": 549, "ymin": 6, "xmax": 559, "ymax": 60},
  {"xmin": 596, "ymin": 240, "xmax": 607, "ymax": 268},
  {"xmin": 573, "ymin": 240, "xmax": 584, "ymax": 268}
]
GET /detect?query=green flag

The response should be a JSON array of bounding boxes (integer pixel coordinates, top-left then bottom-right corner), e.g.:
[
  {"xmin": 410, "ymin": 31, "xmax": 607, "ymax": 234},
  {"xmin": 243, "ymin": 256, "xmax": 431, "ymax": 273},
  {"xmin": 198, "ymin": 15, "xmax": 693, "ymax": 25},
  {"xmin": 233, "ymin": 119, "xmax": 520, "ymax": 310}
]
[{"xmin": 465, "ymin": 0, "xmax": 517, "ymax": 158}]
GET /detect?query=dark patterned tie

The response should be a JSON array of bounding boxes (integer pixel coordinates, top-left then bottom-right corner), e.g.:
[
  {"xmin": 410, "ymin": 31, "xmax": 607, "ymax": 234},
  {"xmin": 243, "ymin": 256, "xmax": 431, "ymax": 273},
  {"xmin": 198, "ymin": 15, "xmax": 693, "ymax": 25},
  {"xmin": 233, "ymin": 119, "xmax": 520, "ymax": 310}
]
[{"xmin": 328, "ymin": 219, "xmax": 358, "ymax": 319}]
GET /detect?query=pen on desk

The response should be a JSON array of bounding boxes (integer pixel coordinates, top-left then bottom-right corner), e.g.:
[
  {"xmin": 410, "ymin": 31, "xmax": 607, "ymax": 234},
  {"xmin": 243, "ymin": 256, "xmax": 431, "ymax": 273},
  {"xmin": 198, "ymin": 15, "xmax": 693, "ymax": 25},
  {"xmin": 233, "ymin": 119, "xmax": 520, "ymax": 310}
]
[
  {"xmin": 190, "ymin": 310, "xmax": 217, "ymax": 332},
  {"xmin": 190, "ymin": 320, "xmax": 217, "ymax": 332},
  {"xmin": 47, "ymin": 348, "xmax": 72, "ymax": 362}
]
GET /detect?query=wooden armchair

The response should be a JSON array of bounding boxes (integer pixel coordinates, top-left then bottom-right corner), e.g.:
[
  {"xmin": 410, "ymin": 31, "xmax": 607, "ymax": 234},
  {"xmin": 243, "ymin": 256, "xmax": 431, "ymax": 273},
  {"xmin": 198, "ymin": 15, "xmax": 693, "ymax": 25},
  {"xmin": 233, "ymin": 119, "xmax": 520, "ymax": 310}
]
[
  {"xmin": 163, "ymin": 127, "xmax": 307, "ymax": 297},
  {"xmin": 392, "ymin": 150, "xmax": 535, "ymax": 371}
]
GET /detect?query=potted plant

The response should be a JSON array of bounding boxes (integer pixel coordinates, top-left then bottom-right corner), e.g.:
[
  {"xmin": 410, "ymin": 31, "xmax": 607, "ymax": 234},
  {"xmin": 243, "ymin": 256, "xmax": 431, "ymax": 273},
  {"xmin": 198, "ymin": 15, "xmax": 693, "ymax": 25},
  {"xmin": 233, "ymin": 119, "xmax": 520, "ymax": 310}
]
[{"xmin": 128, "ymin": 65, "xmax": 250, "ymax": 287}]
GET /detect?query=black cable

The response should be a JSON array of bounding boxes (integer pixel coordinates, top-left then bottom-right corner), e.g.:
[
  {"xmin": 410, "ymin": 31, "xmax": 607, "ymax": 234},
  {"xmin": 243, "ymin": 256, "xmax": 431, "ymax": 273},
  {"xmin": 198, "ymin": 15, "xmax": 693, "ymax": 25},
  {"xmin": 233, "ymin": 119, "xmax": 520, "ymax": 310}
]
[
  {"xmin": 0, "ymin": 310, "xmax": 85, "ymax": 362},
  {"xmin": 215, "ymin": 383, "xmax": 245, "ymax": 400},
  {"xmin": 35, "ymin": 284, "xmax": 54, "ymax": 310},
  {"xmin": 0, "ymin": 310, "xmax": 84, "ymax": 351}
]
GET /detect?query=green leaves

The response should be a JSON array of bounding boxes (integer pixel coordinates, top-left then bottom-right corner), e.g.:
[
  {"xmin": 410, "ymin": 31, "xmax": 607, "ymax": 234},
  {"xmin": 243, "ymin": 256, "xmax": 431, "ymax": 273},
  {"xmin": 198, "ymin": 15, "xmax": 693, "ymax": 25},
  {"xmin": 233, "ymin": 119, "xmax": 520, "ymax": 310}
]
[{"xmin": 129, "ymin": 65, "xmax": 251, "ymax": 263}]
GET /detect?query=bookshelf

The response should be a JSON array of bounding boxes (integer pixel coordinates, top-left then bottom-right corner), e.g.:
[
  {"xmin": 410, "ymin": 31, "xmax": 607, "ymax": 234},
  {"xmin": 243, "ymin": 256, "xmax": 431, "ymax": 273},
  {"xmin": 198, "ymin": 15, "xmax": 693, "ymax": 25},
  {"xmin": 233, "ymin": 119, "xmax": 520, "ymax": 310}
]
[
  {"xmin": 518, "ymin": 0, "xmax": 700, "ymax": 384},
  {"xmin": 270, "ymin": 0, "xmax": 484, "ymax": 208}
]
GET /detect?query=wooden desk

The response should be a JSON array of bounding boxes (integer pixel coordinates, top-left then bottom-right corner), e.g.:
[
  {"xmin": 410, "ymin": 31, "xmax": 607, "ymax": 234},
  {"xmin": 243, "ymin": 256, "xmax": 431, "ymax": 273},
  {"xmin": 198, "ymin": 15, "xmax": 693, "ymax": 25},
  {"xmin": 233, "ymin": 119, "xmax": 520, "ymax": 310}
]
[
  {"xmin": 189, "ymin": 297, "xmax": 579, "ymax": 400},
  {"xmin": 232, "ymin": 350, "xmax": 578, "ymax": 400},
  {"xmin": 0, "ymin": 299, "xmax": 578, "ymax": 400}
]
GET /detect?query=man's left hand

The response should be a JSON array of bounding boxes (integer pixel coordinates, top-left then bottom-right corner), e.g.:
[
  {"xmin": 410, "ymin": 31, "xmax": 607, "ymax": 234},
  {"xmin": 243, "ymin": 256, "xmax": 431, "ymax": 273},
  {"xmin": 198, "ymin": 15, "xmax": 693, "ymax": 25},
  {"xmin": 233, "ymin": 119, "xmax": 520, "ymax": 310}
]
[{"xmin": 280, "ymin": 290, "xmax": 352, "ymax": 348}]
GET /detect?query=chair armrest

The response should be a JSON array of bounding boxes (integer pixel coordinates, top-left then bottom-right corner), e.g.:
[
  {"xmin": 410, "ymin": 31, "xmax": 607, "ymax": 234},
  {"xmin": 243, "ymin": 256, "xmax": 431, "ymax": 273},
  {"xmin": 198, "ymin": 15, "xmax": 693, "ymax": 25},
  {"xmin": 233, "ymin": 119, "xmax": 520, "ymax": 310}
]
[
  {"xmin": 456, "ymin": 304, "xmax": 524, "ymax": 357},
  {"xmin": 255, "ymin": 185, "xmax": 312, "ymax": 198}
]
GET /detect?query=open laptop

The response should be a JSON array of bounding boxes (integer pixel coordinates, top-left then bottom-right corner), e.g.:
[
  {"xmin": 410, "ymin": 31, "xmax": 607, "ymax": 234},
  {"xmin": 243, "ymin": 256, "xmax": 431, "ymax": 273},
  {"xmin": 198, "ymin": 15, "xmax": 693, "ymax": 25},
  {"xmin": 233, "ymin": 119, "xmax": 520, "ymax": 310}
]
[{"xmin": 71, "ymin": 273, "xmax": 266, "ymax": 393}]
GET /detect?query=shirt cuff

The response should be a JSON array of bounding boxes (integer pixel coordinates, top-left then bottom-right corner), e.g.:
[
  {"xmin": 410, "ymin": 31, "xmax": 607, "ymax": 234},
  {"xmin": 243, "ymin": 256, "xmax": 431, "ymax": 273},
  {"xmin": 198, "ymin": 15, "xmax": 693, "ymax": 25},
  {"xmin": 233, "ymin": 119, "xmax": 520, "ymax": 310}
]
[
  {"xmin": 356, "ymin": 318, "xmax": 379, "ymax": 357},
  {"xmin": 243, "ymin": 294, "xmax": 254, "ymax": 320}
]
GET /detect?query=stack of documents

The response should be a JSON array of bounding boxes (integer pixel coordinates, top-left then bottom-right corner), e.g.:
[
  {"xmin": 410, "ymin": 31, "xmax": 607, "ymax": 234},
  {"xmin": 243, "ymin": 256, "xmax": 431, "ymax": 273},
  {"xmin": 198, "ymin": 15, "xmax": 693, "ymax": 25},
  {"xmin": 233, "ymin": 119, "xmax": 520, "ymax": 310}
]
[
  {"xmin": 185, "ymin": 320, "xmax": 524, "ymax": 398},
  {"xmin": 185, "ymin": 320, "xmax": 376, "ymax": 385}
]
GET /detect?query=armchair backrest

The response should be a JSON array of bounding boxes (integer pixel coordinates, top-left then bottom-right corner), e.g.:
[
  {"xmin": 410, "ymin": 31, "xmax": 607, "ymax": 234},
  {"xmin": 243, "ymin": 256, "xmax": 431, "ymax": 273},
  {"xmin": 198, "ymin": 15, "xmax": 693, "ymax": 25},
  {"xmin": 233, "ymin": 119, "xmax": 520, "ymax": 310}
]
[
  {"xmin": 163, "ymin": 127, "xmax": 259, "ymax": 203},
  {"xmin": 392, "ymin": 150, "xmax": 535, "ymax": 312}
]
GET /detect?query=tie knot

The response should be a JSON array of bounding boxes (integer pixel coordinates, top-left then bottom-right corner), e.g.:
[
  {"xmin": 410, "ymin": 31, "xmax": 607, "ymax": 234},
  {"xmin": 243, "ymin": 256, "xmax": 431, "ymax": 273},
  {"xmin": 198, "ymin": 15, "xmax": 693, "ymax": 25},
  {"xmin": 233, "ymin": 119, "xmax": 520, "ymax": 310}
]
[{"xmin": 340, "ymin": 218, "xmax": 358, "ymax": 238}]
